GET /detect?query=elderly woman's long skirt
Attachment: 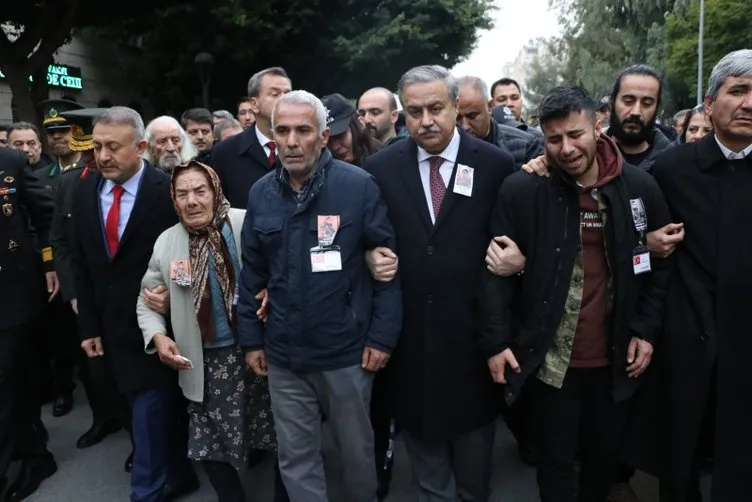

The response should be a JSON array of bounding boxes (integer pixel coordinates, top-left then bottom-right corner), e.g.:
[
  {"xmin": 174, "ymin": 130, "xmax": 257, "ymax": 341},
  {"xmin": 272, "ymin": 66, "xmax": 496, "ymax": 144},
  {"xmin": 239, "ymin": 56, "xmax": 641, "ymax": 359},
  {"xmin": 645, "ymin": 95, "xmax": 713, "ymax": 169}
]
[{"xmin": 187, "ymin": 346, "xmax": 276, "ymax": 469}]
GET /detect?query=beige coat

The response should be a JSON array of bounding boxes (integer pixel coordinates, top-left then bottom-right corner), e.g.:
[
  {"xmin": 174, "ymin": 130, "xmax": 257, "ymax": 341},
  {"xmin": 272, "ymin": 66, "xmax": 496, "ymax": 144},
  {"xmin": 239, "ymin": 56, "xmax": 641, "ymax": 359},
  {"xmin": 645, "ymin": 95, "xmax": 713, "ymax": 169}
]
[{"xmin": 137, "ymin": 208, "xmax": 246, "ymax": 403}]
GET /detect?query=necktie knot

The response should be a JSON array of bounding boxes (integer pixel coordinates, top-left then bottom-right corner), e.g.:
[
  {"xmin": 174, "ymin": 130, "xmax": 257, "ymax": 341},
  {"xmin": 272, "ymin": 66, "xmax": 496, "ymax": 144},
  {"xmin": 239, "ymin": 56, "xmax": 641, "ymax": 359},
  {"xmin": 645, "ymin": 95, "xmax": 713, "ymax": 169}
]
[
  {"xmin": 112, "ymin": 185, "xmax": 125, "ymax": 199},
  {"xmin": 266, "ymin": 142, "xmax": 277, "ymax": 166},
  {"xmin": 428, "ymin": 156, "xmax": 444, "ymax": 172}
]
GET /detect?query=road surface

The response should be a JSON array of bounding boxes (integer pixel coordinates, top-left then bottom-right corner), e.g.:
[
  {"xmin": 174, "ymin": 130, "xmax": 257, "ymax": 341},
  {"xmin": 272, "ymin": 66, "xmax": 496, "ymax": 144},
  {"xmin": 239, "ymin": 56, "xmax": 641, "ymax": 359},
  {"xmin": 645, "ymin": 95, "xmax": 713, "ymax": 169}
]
[{"xmin": 15, "ymin": 386, "xmax": 705, "ymax": 501}]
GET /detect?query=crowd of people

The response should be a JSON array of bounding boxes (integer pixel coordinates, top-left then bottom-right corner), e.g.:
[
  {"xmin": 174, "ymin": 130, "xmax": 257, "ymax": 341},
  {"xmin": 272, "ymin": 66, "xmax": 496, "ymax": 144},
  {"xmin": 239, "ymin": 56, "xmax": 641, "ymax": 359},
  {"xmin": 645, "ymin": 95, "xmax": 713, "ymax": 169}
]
[{"xmin": 0, "ymin": 45, "xmax": 750, "ymax": 502}]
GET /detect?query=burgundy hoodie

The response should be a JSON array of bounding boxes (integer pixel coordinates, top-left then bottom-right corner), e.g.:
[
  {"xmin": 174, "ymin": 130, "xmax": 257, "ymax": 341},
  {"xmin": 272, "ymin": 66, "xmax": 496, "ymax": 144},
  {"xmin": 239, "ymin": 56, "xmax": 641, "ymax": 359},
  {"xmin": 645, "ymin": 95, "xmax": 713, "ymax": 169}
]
[{"xmin": 570, "ymin": 136, "xmax": 622, "ymax": 368}]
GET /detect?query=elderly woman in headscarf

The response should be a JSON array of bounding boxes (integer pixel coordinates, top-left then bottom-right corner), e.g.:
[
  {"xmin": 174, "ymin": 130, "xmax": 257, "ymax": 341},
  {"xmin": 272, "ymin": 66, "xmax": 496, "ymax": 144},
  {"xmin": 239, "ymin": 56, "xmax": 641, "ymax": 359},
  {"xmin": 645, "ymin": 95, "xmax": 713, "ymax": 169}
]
[{"xmin": 137, "ymin": 161, "xmax": 275, "ymax": 502}]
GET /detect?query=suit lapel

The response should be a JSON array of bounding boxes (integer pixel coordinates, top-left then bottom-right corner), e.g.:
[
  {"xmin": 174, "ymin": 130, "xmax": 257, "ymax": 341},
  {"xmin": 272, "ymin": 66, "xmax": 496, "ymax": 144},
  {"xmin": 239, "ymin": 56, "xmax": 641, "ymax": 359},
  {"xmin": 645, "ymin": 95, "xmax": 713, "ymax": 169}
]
[
  {"xmin": 433, "ymin": 132, "xmax": 475, "ymax": 234},
  {"xmin": 117, "ymin": 163, "xmax": 165, "ymax": 253},
  {"xmin": 85, "ymin": 171, "xmax": 108, "ymax": 256},
  {"xmin": 397, "ymin": 139, "xmax": 433, "ymax": 233},
  {"xmin": 241, "ymin": 125, "xmax": 272, "ymax": 170}
]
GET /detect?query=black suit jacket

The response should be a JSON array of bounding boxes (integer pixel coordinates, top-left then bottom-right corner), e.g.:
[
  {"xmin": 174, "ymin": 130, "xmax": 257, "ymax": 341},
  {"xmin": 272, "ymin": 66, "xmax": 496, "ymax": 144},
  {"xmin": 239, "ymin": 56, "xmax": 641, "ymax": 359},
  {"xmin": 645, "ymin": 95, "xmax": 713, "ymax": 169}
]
[
  {"xmin": 625, "ymin": 135, "xmax": 752, "ymax": 500},
  {"xmin": 0, "ymin": 148, "xmax": 54, "ymax": 330},
  {"xmin": 50, "ymin": 165, "xmax": 85, "ymax": 302},
  {"xmin": 364, "ymin": 129, "xmax": 515, "ymax": 441},
  {"xmin": 73, "ymin": 162, "xmax": 178, "ymax": 393},
  {"xmin": 211, "ymin": 125, "xmax": 274, "ymax": 208}
]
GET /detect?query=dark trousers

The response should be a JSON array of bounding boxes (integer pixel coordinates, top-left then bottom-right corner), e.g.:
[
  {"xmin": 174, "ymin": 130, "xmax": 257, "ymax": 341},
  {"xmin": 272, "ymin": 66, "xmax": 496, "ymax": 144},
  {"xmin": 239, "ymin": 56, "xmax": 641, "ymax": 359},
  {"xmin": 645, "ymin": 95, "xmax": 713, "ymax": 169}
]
[
  {"xmin": 0, "ymin": 322, "xmax": 51, "ymax": 479},
  {"xmin": 126, "ymin": 387, "xmax": 194, "ymax": 502},
  {"xmin": 532, "ymin": 367, "xmax": 630, "ymax": 502},
  {"xmin": 504, "ymin": 380, "xmax": 535, "ymax": 452},
  {"xmin": 402, "ymin": 423, "xmax": 496, "ymax": 502},
  {"xmin": 40, "ymin": 302, "xmax": 110, "ymax": 425},
  {"xmin": 88, "ymin": 356, "xmax": 132, "ymax": 430},
  {"xmin": 660, "ymin": 367, "xmax": 716, "ymax": 502},
  {"xmin": 43, "ymin": 298, "xmax": 79, "ymax": 397},
  {"xmin": 371, "ymin": 372, "xmax": 394, "ymax": 482}
]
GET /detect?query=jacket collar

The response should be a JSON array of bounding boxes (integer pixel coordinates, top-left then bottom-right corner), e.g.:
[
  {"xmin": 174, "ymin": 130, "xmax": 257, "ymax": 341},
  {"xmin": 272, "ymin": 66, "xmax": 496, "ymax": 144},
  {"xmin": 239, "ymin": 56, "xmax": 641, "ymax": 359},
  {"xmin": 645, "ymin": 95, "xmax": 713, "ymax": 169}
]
[{"xmin": 696, "ymin": 133, "xmax": 728, "ymax": 171}]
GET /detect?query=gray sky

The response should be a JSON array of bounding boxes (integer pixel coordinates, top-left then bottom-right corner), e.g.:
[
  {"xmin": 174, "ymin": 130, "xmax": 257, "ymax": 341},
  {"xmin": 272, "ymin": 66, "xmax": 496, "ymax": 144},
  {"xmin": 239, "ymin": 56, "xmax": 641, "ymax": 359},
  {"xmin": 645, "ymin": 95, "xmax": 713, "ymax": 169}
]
[{"xmin": 451, "ymin": 0, "xmax": 561, "ymax": 88}]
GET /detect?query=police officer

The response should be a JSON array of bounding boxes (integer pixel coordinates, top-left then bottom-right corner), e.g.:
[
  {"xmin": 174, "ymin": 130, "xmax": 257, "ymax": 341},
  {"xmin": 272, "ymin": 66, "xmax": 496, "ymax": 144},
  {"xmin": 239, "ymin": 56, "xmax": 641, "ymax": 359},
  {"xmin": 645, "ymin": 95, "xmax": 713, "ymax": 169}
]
[
  {"xmin": 49, "ymin": 108, "xmax": 126, "ymax": 451},
  {"xmin": 0, "ymin": 147, "xmax": 58, "ymax": 501}
]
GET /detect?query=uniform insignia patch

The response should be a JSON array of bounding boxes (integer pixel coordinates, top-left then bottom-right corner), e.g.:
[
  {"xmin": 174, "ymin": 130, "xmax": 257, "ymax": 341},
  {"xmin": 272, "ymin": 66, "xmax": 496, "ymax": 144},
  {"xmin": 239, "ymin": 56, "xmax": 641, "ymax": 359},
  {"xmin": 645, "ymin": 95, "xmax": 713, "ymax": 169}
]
[
  {"xmin": 8, "ymin": 239, "xmax": 18, "ymax": 251},
  {"xmin": 3, "ymin": 176, "xmax": 14, "ymax": 183},
  {"xmin": 2, "ymin": 203, "xmax": 11, "ymax": 217}
]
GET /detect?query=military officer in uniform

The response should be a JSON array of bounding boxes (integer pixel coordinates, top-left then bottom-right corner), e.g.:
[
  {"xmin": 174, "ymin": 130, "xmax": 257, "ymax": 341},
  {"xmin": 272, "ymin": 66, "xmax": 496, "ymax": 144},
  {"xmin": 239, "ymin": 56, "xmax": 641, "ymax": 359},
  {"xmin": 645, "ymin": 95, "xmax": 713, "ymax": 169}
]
[
  {"xmin": 36, "ymin": 99, "xmax": 84, "ymax": 174},
  {"xmin": 32, "ymin": 100, "xmax": 89, "ymax": 418},
  {"xmin": 0, "ymin": 147, "xmax": 58, "ymax": 501},
  {"xmin": 49, "ymin": 108, "xmax": 127, "ymax": 452}
]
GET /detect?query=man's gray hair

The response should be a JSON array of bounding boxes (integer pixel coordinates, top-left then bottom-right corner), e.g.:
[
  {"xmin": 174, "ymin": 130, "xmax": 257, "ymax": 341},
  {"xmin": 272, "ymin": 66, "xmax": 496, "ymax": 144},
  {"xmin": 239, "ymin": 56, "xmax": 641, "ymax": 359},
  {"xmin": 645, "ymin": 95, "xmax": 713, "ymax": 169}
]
[
  {"xmin": 247, "ymin": 67, "xmax": 289, "ymax": 98},
  {"xmin": 271, "ymin": 90, "xmax": 329, "ymax": 135},
  {"xmin": 398, "ymin": 65, "xmax": 459, "ymax": 104},
  {"xmin": 457, "ymin": 76, "xmax": 490, "ymax": 101},
  {"xmin": 143, "ymin": 115, "xmax": 197, "ymax": 165},
  {"xmin": 214, "ymin": 118, "xmax": 243, "ymax": 139},
  {"xmin": 673, "ymin": 109, "xmax": 691, "ymax": 121},
  {"xmin": 707, "ymin": 49, "xmax": 752, "ymax": 100},
  {"xmin": 93, "ymin": 106, "xmax": 145, "ymax": 142},
  {"xmin": 212, "ymin": 110, "xmax": 234, "ymax": 121}
]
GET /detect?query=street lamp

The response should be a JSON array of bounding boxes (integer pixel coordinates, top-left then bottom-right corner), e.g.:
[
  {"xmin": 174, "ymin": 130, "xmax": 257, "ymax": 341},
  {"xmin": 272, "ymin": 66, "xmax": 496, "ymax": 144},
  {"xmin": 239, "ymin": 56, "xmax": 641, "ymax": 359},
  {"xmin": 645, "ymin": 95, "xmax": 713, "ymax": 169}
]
[
  {"xmin": 194, "ymin": 52, "xmax": 214, "ymax": 109},
  {"xmin": 697, "ymin": 0, "xmax": 705, "ymax": 105}
]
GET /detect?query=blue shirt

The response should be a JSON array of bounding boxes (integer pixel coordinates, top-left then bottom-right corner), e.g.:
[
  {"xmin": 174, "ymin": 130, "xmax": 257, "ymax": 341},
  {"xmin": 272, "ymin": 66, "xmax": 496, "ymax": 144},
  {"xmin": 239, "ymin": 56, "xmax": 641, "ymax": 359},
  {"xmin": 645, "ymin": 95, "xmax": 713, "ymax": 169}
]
[{"xmin": 99, "ymin": 160, "xmax": 146, "ymax": 240}]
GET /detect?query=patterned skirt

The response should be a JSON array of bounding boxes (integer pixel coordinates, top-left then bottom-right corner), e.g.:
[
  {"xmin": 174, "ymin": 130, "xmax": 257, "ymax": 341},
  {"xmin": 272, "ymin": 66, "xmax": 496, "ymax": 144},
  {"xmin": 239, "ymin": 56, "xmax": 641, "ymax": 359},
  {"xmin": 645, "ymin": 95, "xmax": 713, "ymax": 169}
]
[{"xmin": 187, "ymin": 346, "xmax": 277, "ymax": 469}]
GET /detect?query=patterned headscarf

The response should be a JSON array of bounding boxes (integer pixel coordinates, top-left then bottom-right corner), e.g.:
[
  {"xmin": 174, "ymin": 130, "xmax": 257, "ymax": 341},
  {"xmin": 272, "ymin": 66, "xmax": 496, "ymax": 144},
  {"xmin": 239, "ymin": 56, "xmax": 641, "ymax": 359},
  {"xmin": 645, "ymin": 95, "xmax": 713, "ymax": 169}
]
[{"xmin": 170, "ymin": 161, "xmax": 234, "ymax": 340}]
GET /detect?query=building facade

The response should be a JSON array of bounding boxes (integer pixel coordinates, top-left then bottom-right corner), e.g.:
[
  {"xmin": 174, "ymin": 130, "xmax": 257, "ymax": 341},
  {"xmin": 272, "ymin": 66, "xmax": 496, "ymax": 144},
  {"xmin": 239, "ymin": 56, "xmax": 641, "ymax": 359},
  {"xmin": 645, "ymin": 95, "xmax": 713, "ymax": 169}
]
[{"xmin": 0, "ymin": 32, "xmax": 151, "ymax": 125}]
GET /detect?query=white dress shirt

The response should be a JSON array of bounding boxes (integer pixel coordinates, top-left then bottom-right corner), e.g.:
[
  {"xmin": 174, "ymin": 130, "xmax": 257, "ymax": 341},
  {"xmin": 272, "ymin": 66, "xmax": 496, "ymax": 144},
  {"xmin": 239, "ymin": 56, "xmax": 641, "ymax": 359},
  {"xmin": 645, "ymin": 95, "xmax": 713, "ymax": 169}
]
[
  {"xmin": 256, "ymin": 125, "xmax": 274, "ymax": 158},
  {"xmin": 417, "ymin": 127, "xmax": 461, "ymax": 223},
  {"xmin": 715, "ymin": 135, "xmax": 752, "ymax": 160},
  {"xmin": 99, "ymin": 161, "xmax": 145, "ymax": 240}
]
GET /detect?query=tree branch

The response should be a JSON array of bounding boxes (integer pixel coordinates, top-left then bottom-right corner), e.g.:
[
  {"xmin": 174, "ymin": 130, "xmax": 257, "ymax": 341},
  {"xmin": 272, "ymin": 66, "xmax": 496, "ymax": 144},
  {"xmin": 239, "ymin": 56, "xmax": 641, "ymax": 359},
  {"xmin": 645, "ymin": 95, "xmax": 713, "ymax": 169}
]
[
  {"xmin": 13, "ymin": 1, "xmax": 57, "ymax": 58},
  {"xmin": 0, "ymin": 30, "xmax": 17, "ymax": 65},
  {"xmin": 26, "ymin": 0, "xmax": 81, "ymax": 73}
]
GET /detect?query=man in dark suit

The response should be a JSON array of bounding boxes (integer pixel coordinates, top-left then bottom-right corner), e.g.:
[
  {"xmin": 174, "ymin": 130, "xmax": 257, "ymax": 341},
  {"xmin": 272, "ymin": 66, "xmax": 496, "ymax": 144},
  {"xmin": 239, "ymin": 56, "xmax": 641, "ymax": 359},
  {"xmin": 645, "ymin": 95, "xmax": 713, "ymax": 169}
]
[
  {"xmin": 627, "ymin": 49, "xmax": 752, "ymax": 502},
  {"xmin": 0, "ymin": 148, "xmax": 58, "ymax": 501},
  {"xmin": 212, "ymin": 67, "xmax": 292, "ymax": 208},
  {"xmin": 364, "ymin": 65, "xmax": 515, "ymax": 502},
  {"xmin": 73, "ymin": 107, "xmax": 197, "ymax": 502},
  {"xmin": 50, "ymin": 108, "xmax": 125, "ymax": 450}
]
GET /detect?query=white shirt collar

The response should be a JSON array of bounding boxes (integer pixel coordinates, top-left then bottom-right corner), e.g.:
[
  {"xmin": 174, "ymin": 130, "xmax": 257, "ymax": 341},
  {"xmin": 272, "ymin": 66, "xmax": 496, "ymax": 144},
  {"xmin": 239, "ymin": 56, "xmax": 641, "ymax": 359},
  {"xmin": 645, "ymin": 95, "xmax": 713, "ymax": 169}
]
[
  {"xmin": 714, "ymin": 134, "xmax": 752, "ymax": 160},
  {"xmin": 102, "ymin": 160, "xmax": 145, "ymax": 196},
  {"xmin": 255, "ymin": 125, "xmax": 273, "ymax": 147},
  {"xmin": 417, "ymin": 127, "xmax": 460, "ymax": 164}
]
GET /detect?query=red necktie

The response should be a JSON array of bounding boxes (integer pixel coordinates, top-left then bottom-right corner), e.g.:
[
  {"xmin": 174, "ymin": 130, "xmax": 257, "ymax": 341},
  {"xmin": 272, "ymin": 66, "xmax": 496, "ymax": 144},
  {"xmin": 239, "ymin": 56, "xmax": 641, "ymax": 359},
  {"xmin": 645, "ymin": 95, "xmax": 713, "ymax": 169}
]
[
  {"xmin": 428, "ymin": 156, "xmax": 446, "ymax": 220},
  {"xmin": 105, "ymin": 185, "xmax": 125, "ymax": 257},
  {"xmin": 266, "ymin": 141, "xmax": 276, "ymax": 166}
]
